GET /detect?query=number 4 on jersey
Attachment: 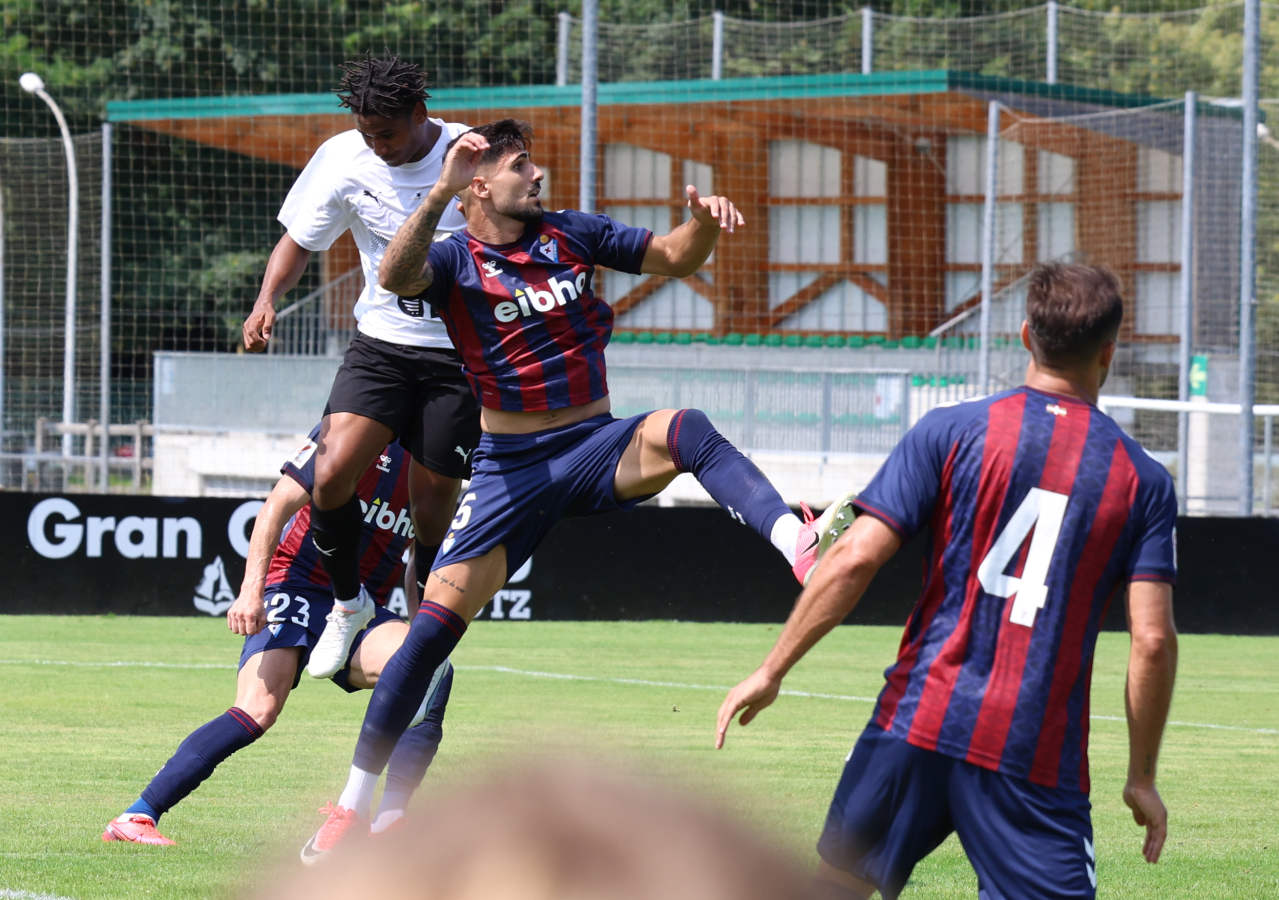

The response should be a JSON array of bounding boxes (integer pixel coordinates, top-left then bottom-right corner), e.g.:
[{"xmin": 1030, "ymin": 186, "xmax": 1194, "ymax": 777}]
[{"xmin": 976, "ymin": 487, "xmax": 1069, "ymax": 627}]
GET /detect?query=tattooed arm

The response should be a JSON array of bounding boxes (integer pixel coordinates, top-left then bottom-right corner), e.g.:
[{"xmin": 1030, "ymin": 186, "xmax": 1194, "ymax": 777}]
[{"xmin": 379, "ymin": 130, "xmax": 492, "ymax": 297}]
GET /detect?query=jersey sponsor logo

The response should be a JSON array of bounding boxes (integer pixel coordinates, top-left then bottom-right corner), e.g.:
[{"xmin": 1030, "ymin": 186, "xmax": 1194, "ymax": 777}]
[
  {"xmin": 397, "ymin": 294, "xmax": 426, "ymax": 318},
  {"xmin": 1046, "ymin": 403, "xmax": 1068, "ymax": 417},
  {"xmin": 481, "ymin": 259, "xmax": 504, "ymax": 278},
  {"xmin": 27, "ymin": 496, "xmax": 203, "ymax": 560},
  {"xmin": 360, "ymin": 496, "xmax": 415, "ymax": 539},
  {"xmin": 376, "ymin": 453, "xmax": 392, "ymax": 473},
  {"xmin": 494, "ymin": 270, "xmax": 591, "ymax": 324}
]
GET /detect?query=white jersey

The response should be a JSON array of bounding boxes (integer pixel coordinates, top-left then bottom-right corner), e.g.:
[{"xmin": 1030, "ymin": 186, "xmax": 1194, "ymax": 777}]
[{"xmin": 278, "ymin": 119, "xmax": 470, "ymax": 348}]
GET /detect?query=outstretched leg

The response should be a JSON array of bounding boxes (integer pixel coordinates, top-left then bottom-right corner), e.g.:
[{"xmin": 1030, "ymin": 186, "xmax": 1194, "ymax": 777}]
[
  {"xmin": 617, "ymin": 408, "xmax": 856, "ymax": 583},
  {"xmin": 103, "ymin": 648, "xmax": 298, "ymax": 845}
]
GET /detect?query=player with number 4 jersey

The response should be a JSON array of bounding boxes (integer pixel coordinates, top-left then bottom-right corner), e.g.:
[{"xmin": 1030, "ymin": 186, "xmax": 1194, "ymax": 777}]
[
  {"xmin": 854, "ymin": 382, "xmax": 1176, "ymax": 791},
  {"xmin": 717, "ymin": 263, "xmax": 1179, "ymax": 900},
  {"xmin": 103, "ymin": 427, "xmax": 453, "ymax": 849}
]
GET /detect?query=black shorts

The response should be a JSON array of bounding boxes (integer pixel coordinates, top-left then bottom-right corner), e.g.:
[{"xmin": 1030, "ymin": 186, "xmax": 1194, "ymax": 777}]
[{"xmin": 324, "ymin": 333, "xmax": 480, "ymax": 479}]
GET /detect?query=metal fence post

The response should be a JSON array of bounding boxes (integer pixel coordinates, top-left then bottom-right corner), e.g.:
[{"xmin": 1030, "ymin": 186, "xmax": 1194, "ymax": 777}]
[
  {"xmin": 556, "ymin": 11, "xmax": 571, "ymax": 87},
  {"xmin": 1239, "ymin": 0, "xmax": 1259, "ymax": 514},
  {"xmin": 1177, "ymin": 92, "xmax": 1197, "ymax": 511},
  {"xmin": 100, "ymin": 121, "xmax": 112, "ymax": 490},
  {"xmin": 712, "ymin": 11, "xmax": 724, "ymax": 80},
  {"xmin": 862, "ymin": 7, "xmax": 874, "ymax": 75},
  {"xmin": 1046, "ymin": 1, "xmax": 1058, "ymax": 84},
  {"xmin": 980, "ymin": 101, "xmax": 1000, "ymax": 395},
  {"xmin": 579, "ymin": 0, "xmax": 598, "ymax": 213}
]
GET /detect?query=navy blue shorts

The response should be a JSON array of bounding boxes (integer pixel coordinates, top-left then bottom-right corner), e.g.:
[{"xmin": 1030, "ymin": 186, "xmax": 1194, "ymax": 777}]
[
  {"xmin": 817, "ymin": 724, "xmax": 1096, "ymax": 900},
  {"xmin": 238, "ymin": 583, "xmax": 403, "ymax": 693},
  {"xmin": 435, "ymin": 412, "xmax": 652, "ymax": 579}
]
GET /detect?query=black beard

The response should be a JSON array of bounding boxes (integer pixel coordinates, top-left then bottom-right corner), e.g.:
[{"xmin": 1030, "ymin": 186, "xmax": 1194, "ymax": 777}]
[{"xmin": 506, "ymin": 204, "xmax": 544, "ymax": 224}]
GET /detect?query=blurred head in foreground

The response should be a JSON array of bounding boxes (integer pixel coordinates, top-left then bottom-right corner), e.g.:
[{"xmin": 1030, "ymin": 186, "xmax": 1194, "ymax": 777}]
[{"xmin": 262, "ymin": 754, "xmax": 826, "ymax": 900}]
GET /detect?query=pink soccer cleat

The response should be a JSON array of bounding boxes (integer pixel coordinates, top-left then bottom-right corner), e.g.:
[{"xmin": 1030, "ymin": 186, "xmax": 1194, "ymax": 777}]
[
  {"xmin": 101, "ymin": 813, "xmax": 175, "ymax": 846},
  {"xmin": 792, "ymin": 490, "xmax": 860, "ymax": 585},
  {"xmin": 299, "ymin": 802, "xmax": 362, "ymax": 865}
]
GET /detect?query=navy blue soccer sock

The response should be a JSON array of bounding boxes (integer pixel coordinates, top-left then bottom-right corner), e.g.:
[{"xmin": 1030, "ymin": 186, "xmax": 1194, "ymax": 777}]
[
  {"xmin": 666, "ymin": 408, "xmax": 792, "ymax": 539},
  {"xmin": 135, "ymin": 707, "xmax": 264, "ymax": 821},
  {"xmin": 380, "ymin": 722, "xmax": 443, "ymax": 816},
  {"xmin": 382, "ymin": 660, "xmax": 451, "ymax": 810},
  {"xmin": 352, "ymin": 602, "xmax": 466, "ymax": 775},
  {"xmin": 309, "ymin": 494, "xmax": 364, "ymax": 601}
]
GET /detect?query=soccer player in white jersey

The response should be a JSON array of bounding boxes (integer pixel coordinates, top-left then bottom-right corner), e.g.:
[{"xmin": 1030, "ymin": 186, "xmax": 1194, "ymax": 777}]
[{"xmin": 241, "ymin": 56, "xmax": 480, "ymax": 679}]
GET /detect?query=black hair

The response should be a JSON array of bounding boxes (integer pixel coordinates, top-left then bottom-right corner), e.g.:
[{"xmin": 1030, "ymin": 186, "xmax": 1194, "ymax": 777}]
[
  {"xmin": 336, "ymin": 55, "xmax": 429, "ymax": 119},
  {"xmin": 1025, "ymin": 262, "xmax": 1124, "ymax": 366},
  {"xmin": 448, "ymin": 119, "xmax": 535, "ymax": 165}
]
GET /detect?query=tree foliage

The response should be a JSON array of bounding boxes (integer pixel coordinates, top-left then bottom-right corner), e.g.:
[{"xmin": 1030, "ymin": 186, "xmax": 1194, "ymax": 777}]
[{"xmin": 0, "ymin": 0, "xmax": 1273, "ymax": 373}]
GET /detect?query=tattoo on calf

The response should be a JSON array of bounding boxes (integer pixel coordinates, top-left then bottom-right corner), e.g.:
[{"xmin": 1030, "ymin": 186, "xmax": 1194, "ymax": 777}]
[{"xmin": 430, "ymin": 570, "xmax": 465, "ymax": 594}]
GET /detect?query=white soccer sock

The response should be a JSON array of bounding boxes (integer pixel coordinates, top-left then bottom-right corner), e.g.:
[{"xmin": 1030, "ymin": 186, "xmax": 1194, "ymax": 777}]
[
  {"xmin": 336, "ymin": 766, "xmax": 379, "ymax": 818},
  {"xmin": 369, "ymin": 809, "xmax": 405, "ymax": 835},
  {"xmin": 770, "ymin": 513, "xmax": 802, "ymax": 566},
  {"xmin": 333, "ymin": 591, "xmax": 368, "ymax": 614}
]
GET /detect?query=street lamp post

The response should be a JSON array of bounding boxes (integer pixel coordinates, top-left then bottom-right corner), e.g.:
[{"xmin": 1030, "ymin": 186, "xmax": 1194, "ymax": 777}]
[{"xmin": 19, "ymin": 72, "xmax": 78, "ymax": 459}]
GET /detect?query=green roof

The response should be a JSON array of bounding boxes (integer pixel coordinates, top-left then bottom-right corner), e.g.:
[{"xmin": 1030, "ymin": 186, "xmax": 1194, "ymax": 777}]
[{"xmin": 106, "ymin": 70, "xmax": 1224, "ymax": 123}]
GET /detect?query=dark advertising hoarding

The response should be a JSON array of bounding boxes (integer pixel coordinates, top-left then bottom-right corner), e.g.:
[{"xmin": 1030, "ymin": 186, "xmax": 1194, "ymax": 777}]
[{"xmin": 9, "ymin": 492, "xmax": 1275, "ymax": 633}]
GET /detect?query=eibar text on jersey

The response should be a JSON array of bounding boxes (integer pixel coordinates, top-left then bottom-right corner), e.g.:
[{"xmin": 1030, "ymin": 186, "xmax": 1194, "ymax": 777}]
[
  {"xmin": 359, "ymin": 496, "xmax": 414, "ymax": 539},
  {"xmin": 494, "ymin": 270, "xmax": 591, "ymax": 323}
]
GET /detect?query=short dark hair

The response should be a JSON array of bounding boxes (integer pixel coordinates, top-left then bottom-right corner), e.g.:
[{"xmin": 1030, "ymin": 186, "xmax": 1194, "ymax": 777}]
[
  {"xmin": 1025, "ymin": 262, "xmax": 1124, "ymax": 366},
  {"xmin": 336, "ymin": 55, "xmax": 429, "ymax": 119},
  {"xmin": 450, "ymin": 119, "xmax": 534, "ymax": 166}
]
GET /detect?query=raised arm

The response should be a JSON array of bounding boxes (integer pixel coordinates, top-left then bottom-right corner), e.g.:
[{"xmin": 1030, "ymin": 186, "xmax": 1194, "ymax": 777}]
[
  {"xmin": 226, "ymin": 473, "xmax": 312, "ymax": 636},
  {"xmin": 379, "ymin": 130, "xmax": 491, "ymax": 297},
  {"xmin": 642, "ymin": 185, "xmax": 746, "ymax": 279},
  {"xmin": 715, "ymin": 513, "xmax": 901, "ymax": 748},
  {"xmin": 1122, "ymin": 579, "xmax": 1177, "ymax": 864},
  {"xmin": 243, "ymin": 233, "xmax": 313, "ymax": 352}
]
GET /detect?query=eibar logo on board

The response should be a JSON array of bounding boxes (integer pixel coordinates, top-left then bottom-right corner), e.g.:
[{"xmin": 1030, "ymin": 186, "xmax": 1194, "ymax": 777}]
[{"xmin": 192, "ymin": 555, "xmax": 236, "ymax": 616}]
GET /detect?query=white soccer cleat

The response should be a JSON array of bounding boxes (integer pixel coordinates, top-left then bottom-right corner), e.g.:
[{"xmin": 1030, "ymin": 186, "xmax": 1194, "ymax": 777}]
[{"xmin": 307, "ymin": 586, "xmax": 375, "ymax": 679}]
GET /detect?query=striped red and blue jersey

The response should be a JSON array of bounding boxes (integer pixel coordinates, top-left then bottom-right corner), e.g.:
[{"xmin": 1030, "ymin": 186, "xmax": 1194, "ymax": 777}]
[
  {"xmin": 265, "ymin": 427, "xmax": 414, "ymax": 605},
  {"xmin": 855, "ymin": 386, "xmax": 1177, "ymax": 792},
  {"xmin": 420, "ymin": 210, "xmax": 652, "ymax": 412}
]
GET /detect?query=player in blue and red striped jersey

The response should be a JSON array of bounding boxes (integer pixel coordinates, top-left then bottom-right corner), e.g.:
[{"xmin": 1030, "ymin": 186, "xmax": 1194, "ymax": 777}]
[
  {"xmin": 298, "ymin": 119, "xmax": 857, "ymax": 859},
  {"xmin": 717, "ymin": 263, "xmax": 1178, "ymax": 899},
  {"xmin": 102, "ymin": 427, "xmax": 453, "ymax": 849}
]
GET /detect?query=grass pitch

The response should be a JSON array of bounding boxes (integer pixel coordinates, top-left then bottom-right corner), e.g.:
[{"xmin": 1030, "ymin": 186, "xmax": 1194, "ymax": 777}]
[{"xmin": 0, "ymin": 616, "xmax": 1276, "ymax": 899}]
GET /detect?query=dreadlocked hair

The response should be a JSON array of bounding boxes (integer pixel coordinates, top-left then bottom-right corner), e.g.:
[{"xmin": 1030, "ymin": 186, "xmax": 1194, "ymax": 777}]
[{"xmin": 336, "ymin": 55, "xmax": 429, "ymax": 119}]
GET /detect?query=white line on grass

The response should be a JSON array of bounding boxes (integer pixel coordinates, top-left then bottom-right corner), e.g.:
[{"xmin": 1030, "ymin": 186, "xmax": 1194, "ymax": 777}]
[
  {"xmin": 4, "ymin": 658, "xmax": 1276, "ymax": 736},
  {"xmin": 1, "ymin": 889, "xmax": 79, "ymax": 900},
  {"xmin": 459, "ymin": 665, "xmax": 1279, "ymax": 735},
  {"xmin": 0, "ymin": 658, "xmax": 230, "ymax": 669}
]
